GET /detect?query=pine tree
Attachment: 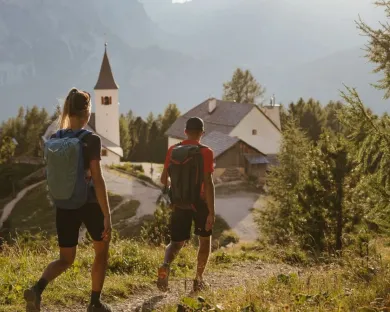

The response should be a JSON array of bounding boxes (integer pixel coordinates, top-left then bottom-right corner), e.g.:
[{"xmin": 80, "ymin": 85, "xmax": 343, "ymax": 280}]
[
  {"xmin": 160, "ymin": 104, "xmax": 180, "ymax": 135},
  {"xmin": 148, "ymin": 121, "xmax": 160, "ymax": 163},
  {"xmin": 119, "ymin": 114, "xmax": 131, "ymax": 160},
  {"xmin": 146, "ymin": 112, "xmax": 155, "ymax": 130},
  {"xmin": 130, "ymin": 117, "xmax": 149, "ymax": 162},
  {"xmin": 0, "ymin": 137, "xmax": 16, "ymax": 164},
  {"xmin": 325, "ymin": 101, "xmax": 344, "ymax": 134},
  {"xmin": 223, "ymin": 68, "xmax": 266, "ymax": 104},
  {"xmin": 284, "ymin": 98, "xmax": 326, "ymax": 142},
  {"xmin": 1, "ymin": 105, "xmax": 49, "ymax": 157},
  {"xmin": 339, "ymin": 87, "xmax": 390, "ymax": 229},
  {"xmin": 357, "ymin": 2, "xmax": 390, "ymax": 98},
  {"xmin": 127, "ymin": 110, "xmax": 138, "ymax": 159},
  {"xmin": 258, "ymin": 119, "xmax": 351, "ymax": 252}
]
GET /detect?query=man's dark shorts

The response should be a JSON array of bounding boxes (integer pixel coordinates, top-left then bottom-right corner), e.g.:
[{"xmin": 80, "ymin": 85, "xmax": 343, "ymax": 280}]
[
  {"xmin": 56, "ymin": 202, "xmax": 104, "ymax": 248},
  {"xmin": 170, "ymin": 200, "xmax": 212, "ymax": 242}
]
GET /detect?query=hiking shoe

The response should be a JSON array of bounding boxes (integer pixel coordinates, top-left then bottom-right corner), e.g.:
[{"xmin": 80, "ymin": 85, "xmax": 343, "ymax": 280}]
[
  {"xmin": 193, "ymin": 279, "xmax": 210, "ymax": 292},
  {"xmin": 87, "ymin": 301, "xmax": 112, "ymax": 312},
  {"xmin": 24, "ymin": 286, "xmax": 41, "ymax": 312},
  {"xmin": 157, "ymin": 263, "xmax": 170, "ymax": 291}
]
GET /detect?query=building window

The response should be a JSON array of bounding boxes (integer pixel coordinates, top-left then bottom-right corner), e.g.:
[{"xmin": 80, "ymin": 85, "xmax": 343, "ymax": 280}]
[
  {"xmin": 252, "ymin": 129, "xmax": 257, "ymax": 135},
  {"xmin": 101, "ymin": 149, "xmax": 108, "ymax": 157},
  {"xmin": 102, "ymin": 96, "xmax": 112, "ymax": 105}
]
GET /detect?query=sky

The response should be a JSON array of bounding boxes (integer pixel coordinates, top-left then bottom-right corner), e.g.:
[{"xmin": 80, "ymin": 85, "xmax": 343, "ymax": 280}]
[{"xmin": 172, "ymin": 0, "xmax": 192, "ymax": 3}]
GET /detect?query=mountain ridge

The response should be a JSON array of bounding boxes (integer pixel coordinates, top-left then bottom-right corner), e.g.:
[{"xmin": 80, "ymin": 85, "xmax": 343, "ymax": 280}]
[{"xmin": 0, "ymin": 0, "xmax": 389, "ymax": 123}]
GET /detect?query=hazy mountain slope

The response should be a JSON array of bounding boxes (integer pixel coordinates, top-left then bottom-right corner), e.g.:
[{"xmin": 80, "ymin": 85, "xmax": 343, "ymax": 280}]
[
  {"xmin": 0, "ymin": 0, "xmax": 388, "ymax": 122},
  {"xmin": 266, "ymin": 47, "xmax": 389, "ymax": 113},
  {"xmin": 143, "ymin": 0, "xmax": 383, "ymax": 64},
  {"xmin": 0, "ymin": 0, "xmax": 229, "ymax": 121}
]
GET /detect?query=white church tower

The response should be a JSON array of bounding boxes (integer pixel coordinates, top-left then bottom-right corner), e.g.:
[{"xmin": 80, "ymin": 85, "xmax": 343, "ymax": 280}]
[{"xmin": 94, "ymin": 43, "xmax": 120, "ymax": 147}]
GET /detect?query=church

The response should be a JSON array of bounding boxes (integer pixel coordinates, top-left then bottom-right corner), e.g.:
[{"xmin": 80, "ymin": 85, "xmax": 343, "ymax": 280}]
[{"xmin": 42, "ymin": 44, "xmax": 123, "ymax": 165}]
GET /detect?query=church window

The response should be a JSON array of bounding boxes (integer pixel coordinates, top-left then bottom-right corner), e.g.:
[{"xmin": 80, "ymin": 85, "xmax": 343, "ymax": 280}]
[
  {"xmin": 252, "ymin": 129, "xmax": 257, "ymax": 135},
  {"xmin": 102, "ymin": 96, "xmax": 112, "ymax": 105},
  {"xmin": 101, "ymin": 149, "xmax": 108, "ymax": 157}
]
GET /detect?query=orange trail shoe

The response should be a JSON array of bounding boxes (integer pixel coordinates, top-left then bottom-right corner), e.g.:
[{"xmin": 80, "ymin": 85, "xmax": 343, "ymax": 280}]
[{"xmin": 157, "ymin": 263, "xmax": 170, "ymax": 291}]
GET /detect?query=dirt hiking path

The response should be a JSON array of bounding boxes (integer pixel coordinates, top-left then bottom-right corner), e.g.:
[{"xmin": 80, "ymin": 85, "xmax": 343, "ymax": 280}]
[{"xmin": 44, "ymin": 261, "xmax": 297, "ymax": 312}]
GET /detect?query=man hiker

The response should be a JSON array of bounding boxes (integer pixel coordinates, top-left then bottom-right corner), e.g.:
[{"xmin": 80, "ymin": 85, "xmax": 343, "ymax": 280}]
[{"xmin": 157, "ymin": 117, "xmax": 216, "ymax": 292}]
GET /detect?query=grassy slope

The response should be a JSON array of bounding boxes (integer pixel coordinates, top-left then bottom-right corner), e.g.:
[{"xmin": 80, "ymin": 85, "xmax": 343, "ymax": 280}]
[
  {"xmin": 161, "ymin": 241, "xmax": 390, "ymax": 312},
  {"xmin": 2, "ymin": 237, "xmax": 390, "ymax": 311},
  {"xmin": 5, "ymin": 178, "xmax": 390, "ymax": 310},
  {"xmin": 8, "ymin": 185, "xmax": 125, "ymax": 235},
  {"xmin": 0, "ymin": 164, "xmax": 43, "ymax": 199},
  {"xmin": 0, "ymin": 236, "xmax": 261, "ymax": 312}
]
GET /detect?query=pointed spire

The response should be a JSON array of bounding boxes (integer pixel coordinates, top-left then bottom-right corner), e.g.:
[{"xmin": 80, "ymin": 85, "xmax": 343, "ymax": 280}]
[{"xmin": 94, "ymin": 42, "xmax": 119, "ymax": 90}]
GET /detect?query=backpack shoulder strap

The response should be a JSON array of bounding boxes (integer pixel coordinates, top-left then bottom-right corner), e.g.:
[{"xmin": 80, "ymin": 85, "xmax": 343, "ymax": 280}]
[
  {"xmin": 76, "ymin": 129, "xmax": 92, "ymax": 141},
  {"xmin": 55, "ymin": 130, "xmax": 63, "ymax": 138}
]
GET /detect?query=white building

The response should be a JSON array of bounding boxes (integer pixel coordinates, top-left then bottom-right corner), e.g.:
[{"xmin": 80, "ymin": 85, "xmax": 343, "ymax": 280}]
[
  {"xmin": 165, "ymin": 98, "xmax": 282, "ymax": 181},
  {"xmin": 42, "ymin": 44, "xmax": 123, "ymax": 165}
]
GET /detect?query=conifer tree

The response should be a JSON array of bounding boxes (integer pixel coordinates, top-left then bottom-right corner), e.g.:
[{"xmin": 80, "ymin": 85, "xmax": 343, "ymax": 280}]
[{"xmin": 223, "ymin": 68, "xmax": 265, "ymax": 104}]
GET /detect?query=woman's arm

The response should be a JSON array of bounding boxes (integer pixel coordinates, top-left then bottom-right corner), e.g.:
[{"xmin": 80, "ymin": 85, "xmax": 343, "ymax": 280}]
[
  {"xmin": 90, "ymin": 160, "xmax": 110, "ymax": 217},
  {"xmin": 90, "ymin": 159, "xmax": 111, "ymax": 241}
]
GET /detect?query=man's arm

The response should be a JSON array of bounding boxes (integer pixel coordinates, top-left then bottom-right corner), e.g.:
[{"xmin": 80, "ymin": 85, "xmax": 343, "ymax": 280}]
[
  {"xmin": 161, "ymin": 146, "xmax": 173, "ymax": 186},
  {"xmin": 160, "ymin": 167, "xmax": 170, "ymax": 186},
  {"xmin": 203, "ymin": 172, "xmax": 215, "ymax": 216}
]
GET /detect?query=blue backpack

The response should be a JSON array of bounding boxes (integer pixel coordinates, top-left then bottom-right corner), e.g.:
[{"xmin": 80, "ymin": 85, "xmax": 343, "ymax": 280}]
[{"xmin": 44, "ymin": 129, "xmax": 92, "ymax": 209}]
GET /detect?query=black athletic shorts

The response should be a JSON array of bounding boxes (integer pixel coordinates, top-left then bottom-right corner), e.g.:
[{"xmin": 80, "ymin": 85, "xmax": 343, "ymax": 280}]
[
  {"xmin": 56, "ymin": 202, "xmax": 104, "ymax": 248},
  {"xmin": 170, "ymin": 200, "xmax": 212, "ymax": 242}
]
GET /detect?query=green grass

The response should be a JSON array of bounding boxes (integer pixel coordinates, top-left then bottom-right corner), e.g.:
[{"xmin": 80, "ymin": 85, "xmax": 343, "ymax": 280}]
[
  {"xmin": 162, "ymin": 246, "xmax": 390, "ymax": 312},
  {"xmin": 2, "ymin": 235, "xmax": 390, "ymax": 311},
  {"xmin": 0, "ymin": 234, "xmax": 243, "ymax": 311},
  {"xmin": 0, "ymin": 235, "xmax": 165, "ymax": 311},
  {"xmin": 7, "ymin": 186, "xmax": 124, "ymax": 236}
]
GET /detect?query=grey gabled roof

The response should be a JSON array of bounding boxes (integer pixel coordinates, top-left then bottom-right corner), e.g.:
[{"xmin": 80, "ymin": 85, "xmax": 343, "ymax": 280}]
[
  {"xmin": 166, "ymin": 99, "xmax": 254, "ymax": 139},
  {"xmin": 88, "ymin": 113, "xmax": 96, "ymax": 131},
  {"xmin": 201, "ymin": 131, "xmax": 240, "ymax": 158},
  {"xmin": 244, "ymin": 154, "xmax": 269, "ymax": 165}
]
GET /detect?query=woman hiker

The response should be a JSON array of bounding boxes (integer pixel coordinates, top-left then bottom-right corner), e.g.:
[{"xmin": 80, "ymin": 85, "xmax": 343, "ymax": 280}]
[{"xmin": 24, "ymin": 88, "xmax": 113, "ymax": 312}]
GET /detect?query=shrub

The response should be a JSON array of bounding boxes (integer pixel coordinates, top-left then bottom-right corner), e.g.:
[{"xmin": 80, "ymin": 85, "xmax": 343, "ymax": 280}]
[
  {"xmin": 219, "ymin": 230, "xmax": 240, "ymax": 247},
  {"xmin": 140, "ymin": 204, "xmax": 171, "ymax": 246},
  {"xmin": 110, "ymin": 163, "xmax": 144, "ymax": 173},
  {"xmin": 132, "ymin": 164, "xmax": 144, "ymax": 173}
]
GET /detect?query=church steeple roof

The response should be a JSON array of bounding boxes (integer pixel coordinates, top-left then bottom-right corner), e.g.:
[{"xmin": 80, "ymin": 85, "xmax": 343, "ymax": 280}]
[{"xmin": 94, "ymin": 43, "xmax": 119, "ymax": 90}]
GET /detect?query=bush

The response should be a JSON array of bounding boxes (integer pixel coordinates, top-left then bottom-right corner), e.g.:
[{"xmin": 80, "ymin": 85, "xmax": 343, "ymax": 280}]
[
  {"xmin": 140, "ymin": 204, "xmax": 171, "ymax": 246},
  {"xmin": 219, "ymin": 230, "xmax": 240, "ymax": 247},
  {"xmin": 110, "ymin": 162, "xmax": 144, "ymax": 173},
  {"xmin": 132, "ymin": 164, "xmax": 144, "ymax": 173}
]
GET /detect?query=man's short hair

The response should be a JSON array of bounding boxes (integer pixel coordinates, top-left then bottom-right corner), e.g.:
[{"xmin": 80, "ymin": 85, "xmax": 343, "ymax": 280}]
[{"xmin": 185, "ymin": 117, "xmax": 204, "ymax": 131}]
